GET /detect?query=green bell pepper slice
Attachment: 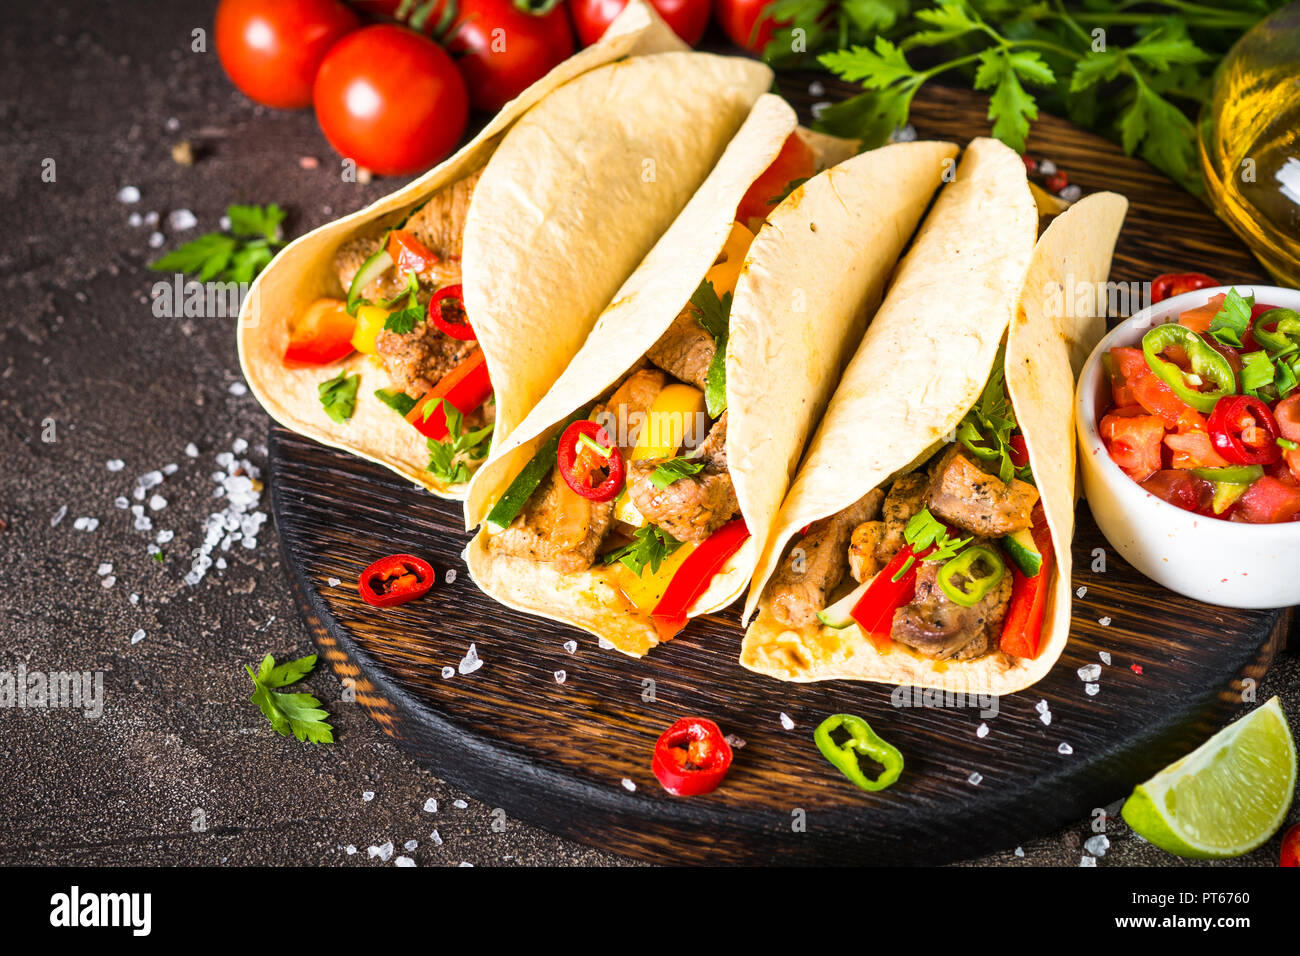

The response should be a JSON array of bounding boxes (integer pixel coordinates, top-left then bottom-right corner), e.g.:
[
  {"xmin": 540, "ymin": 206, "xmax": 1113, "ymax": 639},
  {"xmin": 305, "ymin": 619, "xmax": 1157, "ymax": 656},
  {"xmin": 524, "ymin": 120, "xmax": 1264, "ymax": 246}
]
[
  {"xmin": 814, "ymin": 714, "xmax": 903, "ymax": 792},
  {"xmin": 1141, "ymin": 323, "xmax": 1236, "ymax": 414},
  {"xmin": 937, "ymin": 545, "xmax": 1005, "ymax": 607}
]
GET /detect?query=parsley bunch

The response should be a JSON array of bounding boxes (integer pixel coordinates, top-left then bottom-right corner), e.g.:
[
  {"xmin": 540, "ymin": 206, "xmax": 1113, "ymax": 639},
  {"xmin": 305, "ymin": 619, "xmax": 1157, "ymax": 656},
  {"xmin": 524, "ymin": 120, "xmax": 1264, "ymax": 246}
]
[
  {"xmin": 426, "ymin": 400, "xmax": 494, "ymax": 485},
  {"xmin": 245, "ymin": 653, "xmax": 334, "ymax": 744},
  {"xmin": 954, "ymin": 347, "xmax": 1030, "ymax": 485},
  {"xmin": 149, "ymin": 203, "xmax": 287, "ymax": 282},
  {"xmin": 768, "ymin": 0, "xmax": 1285, "ymax": 193}
]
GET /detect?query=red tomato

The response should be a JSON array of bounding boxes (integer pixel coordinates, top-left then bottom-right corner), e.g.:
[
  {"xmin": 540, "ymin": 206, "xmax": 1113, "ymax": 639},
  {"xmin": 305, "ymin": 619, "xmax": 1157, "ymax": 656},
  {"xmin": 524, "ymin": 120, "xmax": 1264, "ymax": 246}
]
[
  {"xmin": 1275, "ymin": 394, "xmax": 1300, "ymax": 481},
  {"xmin": 1164, "ymin": 423, "xmax": 1230, "ymax": 471},
  {"xmin": 1106, "ymin": 347, "xmax": 1147, "ymax": 407},
  {"xmin": 1139, "ymin": 470, "xmax": 1213, "ymax": 514},
  {"xmin": 717, "ymin": 0, "xmax": 784, "ymax": 52},
  {"xmin": 570, "ymin": 0, "xmax": 711, "ymax": 47},
  {"xmin": 1232, "ymin": 475, "xmax": 1300, "ymax": 523},
  {"xmin": 215, "ymin": 0, "xmax": 359, "ymax": 109},
  {"xmin": 736, "ymin": 132, "xmax": 817, "ymax": 232},
  {"xmin": 1150, "ymin": 272, "xmax": 1219, "ymax": 304},
  {"xmin": 1282, "ymin": 824, "xmax": 1300, "ymax": 866},
  {"xmin": 1178, "ymin": 293, "xmax": 1227, "ymax": 334},
  {"xmin": 1131, "ymin": 370, "xmax": 1192, "ymax": 426},
  {"xmin": 313, "ymin": 24, "xmax": 469, "ymax": 176},
  {"xmin": 1100, "ymin": 411, "xmax": 1166, "ymax": 482},
  {"xmin": 448, "ymin": 0, "xmax": 575, "ymax": 113}
]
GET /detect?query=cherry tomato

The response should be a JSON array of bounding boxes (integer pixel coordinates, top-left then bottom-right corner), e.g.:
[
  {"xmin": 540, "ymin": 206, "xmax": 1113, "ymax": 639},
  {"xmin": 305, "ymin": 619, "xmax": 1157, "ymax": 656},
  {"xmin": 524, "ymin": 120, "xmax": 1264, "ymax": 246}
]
[
  {"xmin": 716, "ymin": 0, "xmax": 784, "ymax": 53},
  {"xmin": 1152, "ymin": 272, "xmax": 1220, "ymax": 304},
  {"xmin": 313, "ymin": 24, "xmax": 469, "ymax": 176},
  {"xmin": 571, "ymin": 0, "xmax": 711, "ymax": 48},
  {"xmin": 1282, "ymin": 823, "xmax": 1300, "ymax": 866},
  {"xmin": 215, "ymin": 0, "xmax": 360, "ymax": 109},
  {"xmin": 447, "ymin": 0, "xmax": 575, "ymax": 113}
]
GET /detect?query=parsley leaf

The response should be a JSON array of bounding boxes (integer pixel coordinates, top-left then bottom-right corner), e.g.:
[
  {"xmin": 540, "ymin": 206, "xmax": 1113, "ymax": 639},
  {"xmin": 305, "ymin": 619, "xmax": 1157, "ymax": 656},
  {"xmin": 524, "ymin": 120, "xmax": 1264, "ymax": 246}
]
[
  {"xmin": 427, "ymin": 400, "xmax": 494, "ymax": 485},
  {"xmin": 1240, "ymin": 351, "xmax": 1275, "ymax": 396},
  {"xmin": 690, "ymin": 279, "xmax": 732, "ymax": 418},
  {"xmin": 602, "ymin": 525, "xmax": 683, "ymax": 577},
  {"xmin": 1207, "ymin": 288, "xmax": 1254, "ymax": 348},
  {"xmin": 245, "ymin": 653, "xmax": 333, "ymax": 744},
  {"xmin": 974, "ymin": 48, "xmax": 1054, "ymax": 153},
  {"xmin": 318, "ymin": 373, "xmax": 360, "ymax": 424},
  {"xmin": 649, "ymin": 456, "xmax": 706, "ymax": 490},
  {"xmin": 903, "ymin": 507, "xmax": 971, "ymax": 563},
  {"xmin": 149, "ymin": 203, "xmax": 286, "ymax": 283},
  {"xmin": 375, "ymin": 388, "xmax": 417, "ymax": 417},
  {"xmin": 384, "ymin": 306, "xmax": 423, "ymax": 335}
]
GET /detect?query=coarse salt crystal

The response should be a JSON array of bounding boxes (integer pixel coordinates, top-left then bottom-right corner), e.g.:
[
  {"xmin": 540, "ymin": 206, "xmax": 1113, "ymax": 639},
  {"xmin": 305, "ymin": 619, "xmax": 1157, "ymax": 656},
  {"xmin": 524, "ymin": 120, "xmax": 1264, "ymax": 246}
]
[
  {"xmin": 976, "ymin": 722, "xmax": 990, "ymax": 738},
  {"xmin": 563, "ymin": 640, "xmax": 577, "ymax": 654},
  {"xmin": 228, "ymin": 382, "xmax": 248, "ymax": 396},
  {"xmin": 1058, "ymin": 742, "xmax": 1074, "ymax": 755},
  {"xmin": 130, "ymin": 629, "xmax": 145, "ymax": 644},
  {"xmin": 51, "ymin": 505, "xmax": 68, "ymax": 527},
  {"xmin": 97, "ymin": 563, "xmax": 113, "ymax": 576},
  {"xmin": 327, "ymin": 577, "xmax": 341, "ymax": 587},
  {"xmin": 101, "ymin": 576, "xmax": 116, "ymax": 589},
  {"xmin": 597, "ymin": 637, "xmax": 614, "ymax": 650},
  {"xmin": 1040, "ymin": 710, "xmax": 1053, "ymax": 726},
  {"xmin": 231, "ymin": 438, "xmax": 248, "ymax": 454},
  {"xmin": 458, "ymin": 643, "xmax": 482, "ymax": 675},
  {"xmin": 148, "ymin": 231, "xmax": 164, "ymax": 249},
  {"xmin": 1038, "ymin": 159, "xmax": 1057, "ymax": 175},
  {"xmin": 968, "ymin": 772, "xmax": 983, "ymax": 786},
  {"xmin": 1099, "ymin": 616, "xmax": 1112, "ymax": 627},
  {"xmin": 127, "ymin": 212, "xmax": 142, "ymax": 227},
  {"xmin": 403, "ymin": 839, "xmax": 418, "ymax": 851},
  {"xmin": 1060, "ymin": 184, "xmax": 1083, "ymax": 203},
  {"xmin": 1085, "ymin": 683, "xmax": 1099, "ymax": 696},
  {"xmin": 553, "ymin": 670, "xmax": 567, "ymax": 684},
  {"xmin": 117, "ymin": 185, "xmax": 140, "ymax": 203},
  {"xmin": 1014, "ymin": 847, "xmax": 1024, "ymax": 857},
  {"xmin": 73, "ymin": 517, "xmax": 99, "ymax": 532},
  {"xmin": 779, "ymin": 712, "xmax": 795, "ymax": 730},
  {"xmin": 621, "ymin": 779, "xmax": 636, "ymax": 792},
  {"xmin": 156, "ymin": 529, "xmax": 174, "ymax": 544},
  {"xmin": 114, "ymin": 496, "xmax": 129, "ymax": 509},
  {"xmin": 394, "ymin": 856, "xmax": 415, "ymax": 867},
  {"xmin": 441, "ymin": 666, "xmax": 455, "ymax": 679},
  {"xmin": 453, "ymin": 799, "xmax": 467, "ymax": 809},
  {"xmin": 106, "ymin": 459, "xmax": 125, "ymax": 472},
  {"xmin": 724, "ymin": 734, "xmax": 746, "ymax": 749},
  {"xmin": 168, "ymin": 209, "xmax": 197, "ymax": 231},
  {"xmin": 185, "ymin": 443, "xmax": 199, "ymax": 457},
  {"xmin": 1080, "ymin": 855, "xmax": 1096, "ymax": 867},
  {"xmin": 1075, "ymin": 586, "xmax": 1087, "ymax": 598},
  {"xmin": 148, "ymin": 494, "xmax": 167, "ymax": 511},
  {"xmin": 423, "ymin": 798, "xmax": 437, "ymax": 813},
  {"xmin": 162, "ymin": 463, "xmax": 178, "ymax": 475},
  {"xmin": 445, "ymin": 568, "xmax": 457, "ymax": 584},
  {"xmin": 429, "ymin": 829, "xmax": 442, "ymax": 846},
  {"xmin": 1099, "ymin": 651, "xmax": 1112, "ymax": 665},
  {"xmin": 344, "ymin": 845, "xmax": 357, "ymax": 855},
  {"xmin": 368, "ymin": 842, "xmax": 393, "ymax": 862},
  {"xmin": 1035, "ymin": 699, "xmax": 1049, "ymax": 714},
  {"xmin": 362, "ymin": 791, "xmax": 375, "ymax": 802},
  {"xmin": 1077, "ymin": 664, "xmax": 1101, "ymax": 682},
  {"xmin": 1084, "ymin": 834, "xmax": 1110, "ymax": 857}
]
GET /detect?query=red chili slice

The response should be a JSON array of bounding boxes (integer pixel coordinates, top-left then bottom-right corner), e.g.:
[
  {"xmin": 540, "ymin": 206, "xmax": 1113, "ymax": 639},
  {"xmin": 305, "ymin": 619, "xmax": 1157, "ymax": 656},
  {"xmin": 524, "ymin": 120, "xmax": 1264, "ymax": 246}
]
[
  {"xmin": 1151, "ymin": 272, "xmax": 1220, "ymax": 304},
  {"xmin": 1206, "ymin": 395, "xmax": 1282, "ymax": 466},
  {"xmin": 651, "ymin": 717, "xmax": 734, "ymax": 797},
  {"xmin": 557, "ymin": 420, "xmax": 624, "ymax": 502},
  {"xmin": 428, "ymin": 284, "xmax": 476, "ymax": 341},
  {"xmin": 358, "ymin": 553, "xmax": 435, "ymax": 608}
]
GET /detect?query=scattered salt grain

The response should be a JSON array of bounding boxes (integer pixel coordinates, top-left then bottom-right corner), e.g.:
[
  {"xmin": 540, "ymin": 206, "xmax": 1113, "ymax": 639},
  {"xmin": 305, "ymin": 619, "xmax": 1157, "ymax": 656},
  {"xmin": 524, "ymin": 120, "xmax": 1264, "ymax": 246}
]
[
  {"xmin": 148, "ymin": 494, "xmax": 167, "ymax": 511},
  {"xmin": 166, "ymin": 117, "xmax": 180, "ymax": 132},
  {"xmin": 327, "ymin": 576, "xmax": 341, "ymax": 587},
  {"xmin": 1075, "ymin": 585, "xmax": 1087, "ymax": 598},
  {"xmin": 423, "ymin": 798, "xmax": 437, "ymax": 813},
  {"xmin": 810, "ymin": 101, "xmax": 831, "ymax": 120},
  {"xmin": 133, "ymin": 486, "xmax": 146, "ymax": 501},
  {"xmin": 185, "ymin": 443, "xmax": 199, "ymax": 458},
  {"xmin": 597, "ymin": 637, "xmax": 614, "ymax": 650},
  {"xmin": 1084, "ymin": 834, "xmax": 1110, "ymax": 857},
  {"xmin": 168, "ymin": 209, "xmax": 197, "ymax": 231},
  {"xmin": 441, "ymin": 666, "xmax": 455, "ymax": 679},
  {"xmin": 362, "ymin": 791, "xmax": 375, "ymax": 802},
  {"xmin": 808, "ymin": 80, "xmax": 825, "ymax": 97},
  {"xmin": 367, "ymin": 842, "xmax": 393, "ymax": 862},
  {"xmin": 344, "ymin": 845, "xmax": 357, "ymax": 855},
  {"xmin": 1038, "ymin": 159, "xmax": 1057, "ymax": 176},
  {"xmin": 100, "ymin": 576, "xmax": 116, "ymax": 589},
  {"xmin": 228, "ymin": 382, "xmax": 248, "ymax": 396},
  {"xmin": 458, "ymin": 643, "xmax": 483, "ymax": 675},
  {"xmin": 429, "ymin": 829, "xmax": 443, "ymax": 846},
  {"xmin": 445, "ymin": 568, "xmax": 457, "ymax": 584},
  {"xmin": 1099, "ymin": 651, "xmax": 1112, "ymax": 665},
  {"xmin": 1035, "ymin": 700, "xmax": 1049, "ymax": 713},
  {"xmin": 892, "ymin": 123, "xmax": 918, "ymax": 142},
  {"xmin": 73, "ymin": 517, "xmax": 99, "ymax": 532},
  {"xmin": 148, "ymin": 231, "xmax": 165, "ymax": 249},
  {"xmin": 97, "ymin": 563, "xmax": 113, "ymax": 576},
  {"xmin": 1080, "ymin": 855, "xmax": 1096, "ymax": 867},
  {"xmin": 106, "ymin": 459, "xmax": 125, "ymax": 472},
  {"xmin": 553, "ymin": 670, "xmax": 567, "ymax": 685},
  {"xmin": 1058, "ymin": 742, "xmax": 1074, "ymax": 755},
  {"xmin": 1098, "ymin": 616, "xmax": 1112, "ymax": 627},
  {"xmin": 50, "ymin": 505, "xmax": 67, "ymax": 527},
  {"xmin": 1036, "ymin": 700, "xmax": 1052, "ymax": 726},
  {"xmin": 1014, "ymin": 847, "xmax": 1024, "ymax": 858},
  {"xmin": 156, "ymin": 529, "xmax": 174, "ymax": 544},
  {"xmin": 403, "ymin": 839, "xmax": 418, "ymax": 851},
  {"xmin": 127, "ymin": 212, "xmax": 142, "ymax": 227},
  {"xmin": 453, "ymin": 799, "xmax": 467, "ymax": 809},
  {"xmin": 968, "ymin": 772, "xmax": 983, "ymax": 786},
  {"xmin": 129, "ymin": 593, "xmax": 139, "ymax": 605},
  {"xmin": 162, "ymin": 463, "xmax": 178, "ymax": 476},
  {"xmin": 394, "ymin": 856, "xmax": 415, "ymax": 867},
  {"xmin": 114, "ymin": 496, "xmax": 129, "ymax": 509},
  {"xmin": 130, "ymin": 629, "xmax": 145, "ymax": 644},
  {"xmin": 299, "ymin": 155, "xmax": 319, "ymax": 169},
  {"xmin": 458, "ymin": 862, "xmax": 473, "ymax": 868},
  {"xmin": 976, "ymin": 722, "xmax": 989, "ymax": 738},
  {"xmin": 219, "ymin": 215, "xmax": 231, "ymax": 231},
  {"xmin": 1085, "ymin": 683, "xmax": 1099, "ymax": 696},
  {"xmin": 621, "ymin": 779, "xmax": 636, "ymax": 792},
  {"xmin": 1077, "ymin": 664, "xmax": 1101, "ymax": 682},
  {"xmin": 231, "ymin": 438, "xmax": 248, "ymax": 454},
  {"xmin": 779, "ymin": 713, "xmax": 796, "ymax": 731},
  {"xmin": 563, "ymin": 640, "xmax": 577, "ymax": 654},
  {"xmin": 215, "ymin": 558, "xmax": 226, "ymax": 570},
  {"xmin": 137, "ymin": 470, "xmax": 164, "ymax": 490},
  {"xmin": 117, "ymin": 185, "xmax": 140, "ymax": 203},
  {"xmin": 1060, "ymin": 184, "xmax": 1083, "ymax": 203},
  {"xmin": 724, "ymin": 734, "xmax": 746, "ymax": 750}
]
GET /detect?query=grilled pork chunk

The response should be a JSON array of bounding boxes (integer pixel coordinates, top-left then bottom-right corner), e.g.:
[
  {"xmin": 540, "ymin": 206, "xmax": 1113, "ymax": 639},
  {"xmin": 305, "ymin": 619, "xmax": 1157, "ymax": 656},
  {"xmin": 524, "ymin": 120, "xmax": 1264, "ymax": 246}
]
[
  {"xmin": 876, "ymin": 471, "xmax": 930, "ymax": 565},
  {"xmin": 646, "ymin": 305, "xmax": 716, "ymax": 392},
  {"xmin": 488, "ymin": 468, "xmax": 614, "ymax": 574},
  {"xmin": 891, "ymin": 538, "xmax": 1012, "ymax": 660},
  {"xmin": 627, "ymin": 412, "xmax": 736, "ymax": 544},
  {"xmin": 925, "ymin": 445, "xmax": 1038, "ymax": 538}
]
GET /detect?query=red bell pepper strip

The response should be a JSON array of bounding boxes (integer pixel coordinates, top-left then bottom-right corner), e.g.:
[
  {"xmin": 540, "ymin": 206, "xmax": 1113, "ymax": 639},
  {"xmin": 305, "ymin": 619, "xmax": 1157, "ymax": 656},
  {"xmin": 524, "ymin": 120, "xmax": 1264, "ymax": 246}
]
[
  {"xmin": 428, "ymin": 284, "xmax": 476, "ymax": 341},
  {"xmin": 651, "ymin": 519, "xmax": 750, "ymax": 640},
  {"xmin": 1207, "ymin": 394, "xmax": 1282, "ymax": 466},
  {"xmin": 849, "ymin": 544, "xmax": 930, "ymax": 653},
  {"xmin": 557, "ymin": 420, "xmax": 624, "ymax": 502},
  {"xmin": 386, "ymin": 229, "xmax": 439, "ymax": 279},
  {"xmin": 405, "ymin": 348, "xmax": 493, "ymax": 441},
  {"xmin": 651, "ymin": 717, "xmax": 734, "ymax": 797},
  {"xmin": 1008, "ymin": 433, "xmax": 1029, "ymax": 467},
  {"xmin": 358, "ymin": 553, "xmax": 435, "ymax": 608},
  {"xmin": 1151, "ymin": 272, "xmax": 1220, "ymax": 304},
  {"xmin": 999, "ymin": 506, "xmax": 1054, "ymax": 659},
  {"xmin": 283, "ymin": 298, "xmax": 356, "ymax": 366}
]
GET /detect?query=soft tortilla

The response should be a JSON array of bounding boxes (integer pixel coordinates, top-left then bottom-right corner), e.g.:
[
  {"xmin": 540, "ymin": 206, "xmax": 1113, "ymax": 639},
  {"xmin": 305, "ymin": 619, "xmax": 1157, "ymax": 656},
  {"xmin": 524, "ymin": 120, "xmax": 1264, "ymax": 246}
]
[
  {"xmin": 740, "ymin": 145, "xmax": 1126, "ymax": 694},
  {"xmin": 237, "ymin": 0, "xmax": 770, "ymax": 498},
  {"xmin": 465, "ymin": 136, "xmax": 958, "ymax": 656}
]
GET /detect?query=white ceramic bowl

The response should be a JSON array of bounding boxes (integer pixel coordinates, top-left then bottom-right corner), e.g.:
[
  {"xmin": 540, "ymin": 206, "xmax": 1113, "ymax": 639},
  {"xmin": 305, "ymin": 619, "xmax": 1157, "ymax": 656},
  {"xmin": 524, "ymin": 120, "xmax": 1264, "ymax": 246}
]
[{"xmin": 1076, "ymin": 284, "xmax": 1300, "ymax": 609}]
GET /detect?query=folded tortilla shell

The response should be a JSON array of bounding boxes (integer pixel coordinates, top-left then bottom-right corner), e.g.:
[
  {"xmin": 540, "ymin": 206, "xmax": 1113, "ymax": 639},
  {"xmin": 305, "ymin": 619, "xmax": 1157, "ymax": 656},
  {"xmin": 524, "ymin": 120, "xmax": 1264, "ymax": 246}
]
[
  {"xmin": 466, "ymin": 136, "xmax": 958, "ymax": 656},
  {"xmin": 237, "ymin": 0, "xmax": 770, "ymax": 499},
  {"xmin": 740, "ymin": 145, "xmax": 1126, "ymax": 694}
]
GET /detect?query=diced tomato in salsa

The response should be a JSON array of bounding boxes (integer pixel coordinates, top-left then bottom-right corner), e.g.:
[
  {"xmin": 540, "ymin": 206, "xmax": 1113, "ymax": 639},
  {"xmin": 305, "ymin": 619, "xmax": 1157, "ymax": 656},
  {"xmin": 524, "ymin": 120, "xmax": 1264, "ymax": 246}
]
[
  {"xmin": 1139, "ymin": 470, "xmax": 1213, "ymax": 513},
  {"xmin": 1276, "ymin": 395, "xmax": 1300, "ymax": 482},
  {"xmin": 1164, "ymin": 408, "xmax": 1229, "ymax": 470},
  {"xmin": 1232, "ymin": 476, "xmax": 1300, "ymax": 523},
  {"xmin": 1178, "ymin": 293, "xmax": 1226, "ymax": 334},
  {"xmin": 1100, "ymin": 410, "xmax": 1165, "ymax": 482}
]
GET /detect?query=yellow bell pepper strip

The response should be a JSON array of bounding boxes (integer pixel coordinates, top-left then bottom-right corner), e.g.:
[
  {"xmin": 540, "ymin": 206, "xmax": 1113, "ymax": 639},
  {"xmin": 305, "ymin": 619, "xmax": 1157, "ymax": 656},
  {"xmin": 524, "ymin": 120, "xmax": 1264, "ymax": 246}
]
[
  {"xmin": 614, "ymin": 384, "xmax": 707, "ymax": 528},
  {"xmin": 651, "ymin": 519, "xmax": 749, "ymax": 641},
  {"xmin": 350, "ymin": 304, "xmax": 391, "ymax": 354},
  {"xmin": 814, "ymin": 714, "xmax": 903, "ymax": 792}
]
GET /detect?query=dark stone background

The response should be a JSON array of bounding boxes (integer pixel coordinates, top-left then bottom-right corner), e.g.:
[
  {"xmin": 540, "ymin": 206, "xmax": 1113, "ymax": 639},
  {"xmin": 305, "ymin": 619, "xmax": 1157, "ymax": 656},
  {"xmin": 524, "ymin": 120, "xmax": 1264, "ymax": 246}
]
[{"xmin": 1, "ymin": 0, "xmax": 1295, "ymax": 867}]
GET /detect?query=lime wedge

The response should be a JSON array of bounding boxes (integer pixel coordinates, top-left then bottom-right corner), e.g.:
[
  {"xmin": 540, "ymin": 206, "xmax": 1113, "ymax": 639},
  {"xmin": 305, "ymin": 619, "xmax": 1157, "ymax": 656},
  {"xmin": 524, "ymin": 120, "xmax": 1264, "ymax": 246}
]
[{"xmin": 1121, "ymin": 697, "xmax": 1296, "ymax": 858}]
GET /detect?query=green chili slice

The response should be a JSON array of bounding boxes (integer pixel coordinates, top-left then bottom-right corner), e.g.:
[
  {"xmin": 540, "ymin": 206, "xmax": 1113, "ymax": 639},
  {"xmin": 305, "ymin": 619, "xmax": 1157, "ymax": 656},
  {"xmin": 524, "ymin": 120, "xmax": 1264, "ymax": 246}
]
[
  {"xmin": 814, "ymin": 714, "xmax": 903, "ymax": 792},
  {"xmin": 937, "ymin": 546, "xmax": 1005, "ymax": 607},
  {"xmin": 1141, "ymin": 323, "xmax": 1236, "ymax": 414},
  {"xmin": 1190, "ymin": 465, "xmax": 1264, "ymax": 484},
  {"xmin": 1251, "ymin": 308, "xmax": 1300, "ymax": 356}
]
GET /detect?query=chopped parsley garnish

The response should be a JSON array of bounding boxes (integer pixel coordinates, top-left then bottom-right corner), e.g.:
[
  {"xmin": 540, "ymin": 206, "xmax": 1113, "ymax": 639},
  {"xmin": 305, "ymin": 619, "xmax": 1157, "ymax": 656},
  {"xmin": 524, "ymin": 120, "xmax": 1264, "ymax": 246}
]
[
  {"xmin": 903, "ymin": 508, "xmax": 971, "ymax": 563},
  {"xmin": 603, "ymin": 525, "xmax": 683, "ymax": 577},
  {"xmin": 383, "ymin": 305, "xmax": 423, "ymax": 335},
  {"xmin": 245, "ymin": 652, "xmax": 333, "ymax": 744},
  {"xmin": 149, "ymin": 203, "xmax": 286, "ymax": 283},
  {"xmin": 1241, "ymin": 350, "xmax": 1276, "ymax": 396},
  {"xmin": 318, "ymin": 372, "xmax": 360, "ymax": 424},
  {"xmin": 1207, "ymin": 288, "xmax": 1253, "ymax": 349},
  {"xmin": 427, "ymin": 400, "xmax": 493, "ymax": 485},
  {"xmin": 649, "ymin": 456, "xmax": 706, "ymax": 490},
  {"xmin": 955, "ymin": 347, "xmax": 1027, "ymax": 485},
  {"xmin": 374, "ymin": 388, "xmax": 417, "ymax": 417},
  {"xmin": 691, "ymin": 279, "xmax": 732, "ymax": 419}
]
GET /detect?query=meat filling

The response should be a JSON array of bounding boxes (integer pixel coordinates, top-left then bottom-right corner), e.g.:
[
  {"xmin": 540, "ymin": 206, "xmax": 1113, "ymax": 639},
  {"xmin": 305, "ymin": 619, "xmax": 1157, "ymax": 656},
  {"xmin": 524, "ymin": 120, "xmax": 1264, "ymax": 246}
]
[
  {"xmin": 925, "ymin": 445, "xmax": 1038, "ymax": 538},
  {"xmin": 627, "ymin": 411, "xmax": 736, "ymax": 543},
  {"xmin": 375, "ymin": 310, "xmax": 479, "ymax": 397},
  {"xmin": 891, "ymin": 538, "xmax": 1012, "ymax": 660},
  {"xmin": 876, "ymin": 471, "xmax": 929, "ymax": 564},
  {"xmin": 488, "ymin": 468, "xmax": 614, "ymax": 574},
  {"xmin": 646, "ymin": 305, "xmax": 716, "ymax": 392}
]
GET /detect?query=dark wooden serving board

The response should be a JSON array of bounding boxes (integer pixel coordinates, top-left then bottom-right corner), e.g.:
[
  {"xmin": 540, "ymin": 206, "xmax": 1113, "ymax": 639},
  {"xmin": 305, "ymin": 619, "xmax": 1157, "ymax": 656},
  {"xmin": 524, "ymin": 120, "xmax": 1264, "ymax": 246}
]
[{"xmin": 269, "ymin": 78, "xmax": 1291, "ymax": 865}]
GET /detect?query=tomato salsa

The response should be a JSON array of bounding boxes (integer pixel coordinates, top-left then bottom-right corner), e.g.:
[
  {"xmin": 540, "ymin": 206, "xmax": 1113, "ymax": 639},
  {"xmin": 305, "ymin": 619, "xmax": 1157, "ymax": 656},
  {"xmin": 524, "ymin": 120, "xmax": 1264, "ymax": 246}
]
[{"xmin": 1099, "ymin": 289, "xmax": 1300, "ymax": 523}]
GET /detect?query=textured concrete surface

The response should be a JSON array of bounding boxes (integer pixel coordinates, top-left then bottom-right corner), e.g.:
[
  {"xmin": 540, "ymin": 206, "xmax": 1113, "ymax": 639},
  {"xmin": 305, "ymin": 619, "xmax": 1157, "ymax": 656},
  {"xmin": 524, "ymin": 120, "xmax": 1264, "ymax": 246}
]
[{"xmin": 1, "ymin": 0, "xmax": 1295, "ymax": 867}]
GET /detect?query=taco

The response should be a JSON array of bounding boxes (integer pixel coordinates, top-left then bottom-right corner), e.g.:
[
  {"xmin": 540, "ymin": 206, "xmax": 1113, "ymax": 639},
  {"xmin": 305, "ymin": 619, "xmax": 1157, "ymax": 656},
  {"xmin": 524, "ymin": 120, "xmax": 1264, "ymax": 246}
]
[
  {"xmin": 740, "ymin": 137, "xmax": 1128, "ymax": 694},
  {"xmin": 462, "ymin": 110, "xmax": 958, "ymax": 656},
  {"xmin": 237, "ymin": 0, "xmax": 772, "ymax": 498}
]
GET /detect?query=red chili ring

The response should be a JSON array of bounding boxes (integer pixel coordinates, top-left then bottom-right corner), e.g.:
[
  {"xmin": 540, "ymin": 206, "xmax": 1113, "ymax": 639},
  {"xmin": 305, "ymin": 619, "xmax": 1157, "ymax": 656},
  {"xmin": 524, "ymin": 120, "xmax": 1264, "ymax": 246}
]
[
  {"xmin": 358, "ymin": 553, "xmax": 435, "ymax": 608},
  {"xmin": 557, "ymin": 420, "xmax": 624, "ymax": 502},
  {"xmin": 428, "ymin": 285, "xmax": 476, "ymax": 341},
  {"xmin": 1150, "ymin": 272, "xmax": 1220, "ymax": 304},
  {"xmin": 1207, "ymin": 395, "xmax": 1282, "ymax": 466},
  {"xmin": 651, "ymin": 717, "xmax": 734, "ymax": 797}
]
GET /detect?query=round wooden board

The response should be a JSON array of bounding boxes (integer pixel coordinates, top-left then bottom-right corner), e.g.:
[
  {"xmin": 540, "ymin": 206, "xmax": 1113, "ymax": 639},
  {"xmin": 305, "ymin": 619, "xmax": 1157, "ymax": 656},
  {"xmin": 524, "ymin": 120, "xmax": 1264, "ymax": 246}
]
[{"xmin": 270, "ymin": 77, "xmax": 1291, "ymax": 865}]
